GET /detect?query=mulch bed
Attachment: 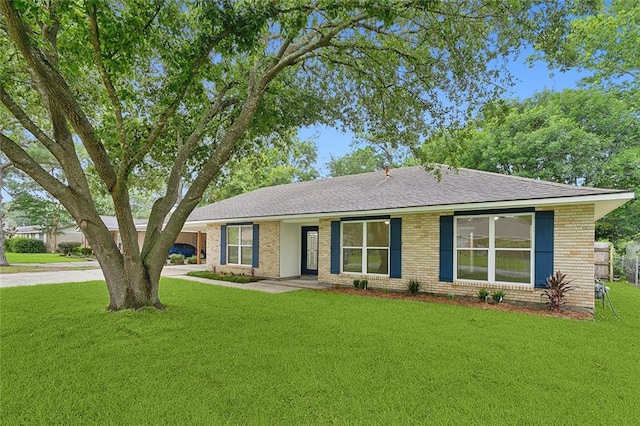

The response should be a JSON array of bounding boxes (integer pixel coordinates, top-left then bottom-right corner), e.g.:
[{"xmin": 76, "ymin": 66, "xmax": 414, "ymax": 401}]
[{"xmin": 322, "ymin": 287, "xmax": 593, "ymax": 320}]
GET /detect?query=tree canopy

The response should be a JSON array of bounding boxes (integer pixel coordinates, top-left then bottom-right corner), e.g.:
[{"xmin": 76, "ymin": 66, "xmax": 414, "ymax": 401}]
[
  {"xmin": 203, "ymin": 137, "xmax": 318, "ymax": 202},
  {"xmin": 437, "ymin": 89, "xmax": 639, "ymax": 242},
  {"xmin": 544, "ymin": 0, "xmax": 639, "ymax": 99},
  {"xmin": 0, "ymin": 0, "xmax": 588, "ymax": 310}
]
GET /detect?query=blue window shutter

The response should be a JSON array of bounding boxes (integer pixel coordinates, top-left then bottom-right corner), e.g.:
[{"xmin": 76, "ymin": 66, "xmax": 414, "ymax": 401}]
[
  {"xmin": 220, "ymin": 225, "xmax": 227, "ymax": 265},
  {"xmin": 389, "ymin": 218, "xmax": 402, "ymax": 278},
  {"xmin": 252, "ymin": 224, "xmax": 260, "ymax": 268},
  {"xmin": 439, "ymin": 216, "xmax": 454, "ymax": 282},
  {"xmin": 535, "ymin": 211, "xmax": 554, "ymax": 288},
  {"xmin": 330, "ymin": 221, "xmax": 340, "ymax": 274}
]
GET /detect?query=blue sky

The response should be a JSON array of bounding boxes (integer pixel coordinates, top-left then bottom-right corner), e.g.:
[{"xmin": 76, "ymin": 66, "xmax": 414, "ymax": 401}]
[{"xmin": 299, "ymin": 53, "xmax": 589, "ymax": 174}]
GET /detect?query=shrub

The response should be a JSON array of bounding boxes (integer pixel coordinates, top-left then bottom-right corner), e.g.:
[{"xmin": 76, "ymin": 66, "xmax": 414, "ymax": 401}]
[
  {"xmin": 169, "ymin": 253, "xmax": 185, "ymax": 265},
  {"xmin": 360, "ymin": 279, "xmax": 368, "ymax": 290},
  {"xmin": 353, "ymin": 279, "xmax": 361, "ymax": 289},
  {"xmin": 58, "ymin": 241, "xmax": 81, "ymax": 256},
  {"xmin": 10, "ymin": 237, "xmax": 47, "ymax": 253},
  {"xmin": 477, "ymin": 288, "xmax": 490, "ymax": 301},
  {"xmin": 3, "ymin": 238, "xmax": 12, "ymax": 252},
  {"xmin": 186, "ymin": 270, "xmax": 262, "ymax": 283},
  {"xmin": 80, "ymin": 247, "xmax": 93, "ymax": 256},
  {"xmin": 187, "ymin": 255, "xmax": 198, "ymax": 264},
  {"xmin": 407, "ymin": 278, "xmax": 421, "ymax": 295},
  {"xmin": 492, "ymin": 290, "xmax": 505, "ymax": 303},
  {"xmin": 541, "ymin": 270, "xmax": 575, "ymax": 310},
  {"xmin": 72, "ymin": 246, "xmax": 84, "ymax": 257}
]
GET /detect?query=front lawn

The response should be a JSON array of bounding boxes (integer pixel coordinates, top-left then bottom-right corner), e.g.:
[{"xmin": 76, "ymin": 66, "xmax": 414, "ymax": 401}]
[
  {"xmin": 4, "ymin": 252, "xmax": 91, "ymax": 264},
  {"xmin": 1, "ymin": 279, "xmax": 638, "ymax": 424}
]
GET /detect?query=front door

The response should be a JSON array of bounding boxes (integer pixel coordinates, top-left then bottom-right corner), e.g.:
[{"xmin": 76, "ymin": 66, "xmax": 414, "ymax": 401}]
[{"xmin": 301, "ymin": 226, "xmax": 319, "ymax": 276}]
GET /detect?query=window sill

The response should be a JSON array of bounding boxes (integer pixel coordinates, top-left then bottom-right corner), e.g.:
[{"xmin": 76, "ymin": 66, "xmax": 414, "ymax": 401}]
[
  {"xmin": 453, "ymin": 280, "xmax": 534, "ymax": 291},
  {"xmin": 339, "ymin": 272, "xmax": 389, "ymax": 280}
]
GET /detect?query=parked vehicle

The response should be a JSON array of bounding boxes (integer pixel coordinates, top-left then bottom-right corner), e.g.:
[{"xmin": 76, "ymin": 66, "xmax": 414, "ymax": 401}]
[{"xmin": 168, "ymin": 243, "xmax": 205, "ymax": 259}]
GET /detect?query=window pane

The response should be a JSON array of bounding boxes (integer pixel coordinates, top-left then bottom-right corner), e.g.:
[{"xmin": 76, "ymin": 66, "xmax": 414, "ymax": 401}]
[
  {"xmin": 228, "ymin": 246, "xmax": 239, "ymax": 264},
  {"xmin": 495, "ymin": 250, "xmax": 531, "ymax": 283},
  {"xmin": 343, "ymin": 248, "xmax": 362, "ymax": 273},
  {"xmin": 241, "ymin": 226, "xmax": 253, "ymax": 245},
  {"xmin": 367, "ymin": 221, "xmax": 389, "ymax": 247},
  {"xmin": 367, "ymin": 249, "xmax": 389, "ymax": 274},
  {"xmin": 495, "ymin": 215, "xmax": 532, "ymax": 248},
  {"xmin": 241, "ymin": 247, "xmax": 253, "ymax": 265},
  {"xmin": 456, "ymin": 218, "xmax": 489, "ymax": 248},
  {"xmin": 343, "ymin": 223, "xmax": 363, "ymax": 247},
  {"xmin": 457, "ymin": 250, "xmax": 489, "ymax": 281},
  {"xmin": 228, "ymin": 226, "xmax": 239, "ymax": 245}
]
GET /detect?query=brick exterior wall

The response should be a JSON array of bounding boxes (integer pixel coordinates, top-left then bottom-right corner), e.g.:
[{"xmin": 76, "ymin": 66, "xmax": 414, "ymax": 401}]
[
  {"xmin": 206, "ymin": 221, "xmax": 280, "ymax": 279},
  {"xmin": 318, "ymin": 204, "xmax": 596, "ymax": 312},
  {"xmin": 204, "ymin": 203, "xmax": 596, "ymax": 312}
]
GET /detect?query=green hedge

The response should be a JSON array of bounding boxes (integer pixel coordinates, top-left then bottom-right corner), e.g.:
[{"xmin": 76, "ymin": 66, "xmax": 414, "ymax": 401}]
[
  {"xmin": 186, "ymin": 270, "xmax": 262, "ymax": 284},
  {"xmin": 58, "ymin": 242, "xmax": 82, "ymax": 256},
  {"xmin": 7, "ymin": 237, "xmax": 47, "ymax": 253}
]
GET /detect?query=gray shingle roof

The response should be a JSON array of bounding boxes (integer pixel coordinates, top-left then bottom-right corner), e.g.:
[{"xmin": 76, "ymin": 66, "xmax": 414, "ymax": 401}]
[
  {"xmin": 100, "ymin": 216, "xmax": 147, "ymax": 230},
  {"xmin": 188, "ymin": 165, "xmax": 628, "ymax": 221}
]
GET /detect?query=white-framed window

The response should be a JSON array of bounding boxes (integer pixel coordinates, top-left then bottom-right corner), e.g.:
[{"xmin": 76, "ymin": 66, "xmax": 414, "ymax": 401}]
[
  {"xmin": 227, "ymin": 225, "xmax": 253, "ymax": 266},
  {"xmin": 454, "ymin": 213, "xmax": 534, "ymax": 285},
  {"xmin": 342, "ymin": 220, "xmax": 389, "ymax": 275}
]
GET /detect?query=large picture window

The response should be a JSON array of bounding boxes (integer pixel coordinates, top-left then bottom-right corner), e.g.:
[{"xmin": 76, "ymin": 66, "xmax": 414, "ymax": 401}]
[
  {"xmin": 455, "ymin": 214, "xmax": 533, "ymax": 285},
  {"xmin": 227, "ymin": 225, "xmax": 253, "ymax": 266},
  {"xmin": 342, "ymin": 220, "xmax": 389, "ymax": 275}
]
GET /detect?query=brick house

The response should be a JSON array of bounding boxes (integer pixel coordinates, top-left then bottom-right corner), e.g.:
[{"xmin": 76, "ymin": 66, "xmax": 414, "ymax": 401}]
[{"xmin": 186, "ymin": 166, "xmax": 634, "ymax": 312}]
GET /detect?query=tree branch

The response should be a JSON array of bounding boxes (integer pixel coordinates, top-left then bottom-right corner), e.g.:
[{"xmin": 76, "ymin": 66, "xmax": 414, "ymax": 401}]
[
  {"xmin": 142, "ymin": 84, "xmax": 236, "ymax": 254},
  {"xmin": 87, "ymin": 3, "xmax": 127, "ymax": 149},
  {"xmin": 127, "ymin": 28, "xmax": 234, "ymax": 171},
  {"xmin": 0, "ymin": 0, "xmax": 118, "ymax": 191},
  {"xmin": 0, "ymin": 133, "xmax": 73, "ymax": 203},
  {"xmin": 0, "ymin": 81, "xmax": 65, "ymax": 160}
]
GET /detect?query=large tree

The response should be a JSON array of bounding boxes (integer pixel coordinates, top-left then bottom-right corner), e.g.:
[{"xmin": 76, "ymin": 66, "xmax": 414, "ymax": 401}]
[
  {"xmin": 0, "ymin": 0, "xmax": 585, "ymax": 310},
  {"xmin": 203, "ymin": 137, "xmax": 318, "ymax": 202},
  {"xmin": 326, "ymin": 144, "xmax": 417, "ymax": 177},
  {"xmin": 443, "ymin": 89, "xmax": 640, "ymax": 242},
  {"xmin": 8, "ymin": 192, "xmax": 74, "ymax": 253},
  {"xmin": 0, "ymin": 155, "xmax": 12, "ymax": 266},
  {"xmin": 543, "ymin": 0, "xmax": 639, "ymax": 100}
]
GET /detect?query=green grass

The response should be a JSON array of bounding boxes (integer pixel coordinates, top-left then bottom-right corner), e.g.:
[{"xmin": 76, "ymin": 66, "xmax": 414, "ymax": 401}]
[
  {"xmin": 1, "ymin": 279, "xmax": 639, "ymax": 424},
  {"xmin": 4, "ymin": 252, "xmax": 91, "ymax": 264}
]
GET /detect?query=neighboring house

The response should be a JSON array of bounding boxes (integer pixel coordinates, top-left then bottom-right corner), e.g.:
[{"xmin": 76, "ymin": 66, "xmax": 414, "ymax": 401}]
[
  {"xmin": 11, "ymin": 216, "xmax": 206, "ymax": 258},
  {"xmin": 186, "ymin": 165, "xmax": 634, "ymax": 312},
  {"xmin": 100, "ymin": 215, "xmax": 148, "ymax": 251},
  {"xmin": 104, "ymin": 215, "xmax": 207, "ymax": 260},
  {"xmin": 12, "ymin": 224, "xmax": 84, "ymax": 252}
]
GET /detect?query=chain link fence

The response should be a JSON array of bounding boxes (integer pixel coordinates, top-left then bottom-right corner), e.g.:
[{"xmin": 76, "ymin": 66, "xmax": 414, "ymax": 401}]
[{"xmin": 621, "ymin": 241, "xmax": 640, "ymax": 287}]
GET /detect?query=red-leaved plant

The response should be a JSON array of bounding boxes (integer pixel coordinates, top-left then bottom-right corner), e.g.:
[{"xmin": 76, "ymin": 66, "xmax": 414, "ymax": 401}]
[{"xmin": 541, "ymin": 271, "xmax": 575, "ymax": 310}]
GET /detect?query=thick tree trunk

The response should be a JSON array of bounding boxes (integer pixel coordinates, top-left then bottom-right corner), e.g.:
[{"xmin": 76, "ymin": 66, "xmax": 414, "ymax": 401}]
[
  {"xmin": 0, "ymin": 218, "xmax": 8, "ymax": 267},
  {"xmin": 96, "ymin": 249, "xmax": 164, "ymax": 311},
  {"xmin": 93, "ymin": 246, "xmax": 164, "ymax": 311},
  {"xmin": 48, "ymin": 229, "xmax": 57, "ymax": 254},
  {"xmin": 76, "ymin": 213, "xmax": 164, "ymax": 311},
  {"xmin": 0, "ymin": 163, "xmax": 9, "ymax": 266}
]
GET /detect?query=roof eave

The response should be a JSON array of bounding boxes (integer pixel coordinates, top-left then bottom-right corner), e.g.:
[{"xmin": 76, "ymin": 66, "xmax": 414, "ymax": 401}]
[{"xmin": 185, "ymin": 191, "xmax": 635, "ymax": 224}]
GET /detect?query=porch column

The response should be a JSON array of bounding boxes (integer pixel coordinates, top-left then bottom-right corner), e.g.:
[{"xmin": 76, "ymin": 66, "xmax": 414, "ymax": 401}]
[{"xmin": 196, "ymin": 231, "xmax": 202, "ymax": 265}]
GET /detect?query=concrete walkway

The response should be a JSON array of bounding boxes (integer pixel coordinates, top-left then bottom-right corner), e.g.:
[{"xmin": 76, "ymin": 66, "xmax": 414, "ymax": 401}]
[{"xmin": 0, "ymin": 264, "xmax": 327, "ymax": 294}]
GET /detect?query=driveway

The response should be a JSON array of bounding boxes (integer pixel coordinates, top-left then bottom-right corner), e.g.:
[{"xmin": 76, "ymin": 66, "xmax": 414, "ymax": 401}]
[
  {"xmin": 0, "ymin": 264, "xmax": 207, "ymax": 288},
  {"xmin": 0, "ymin": 264, "xmax": 322, "ymax": 294}
]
